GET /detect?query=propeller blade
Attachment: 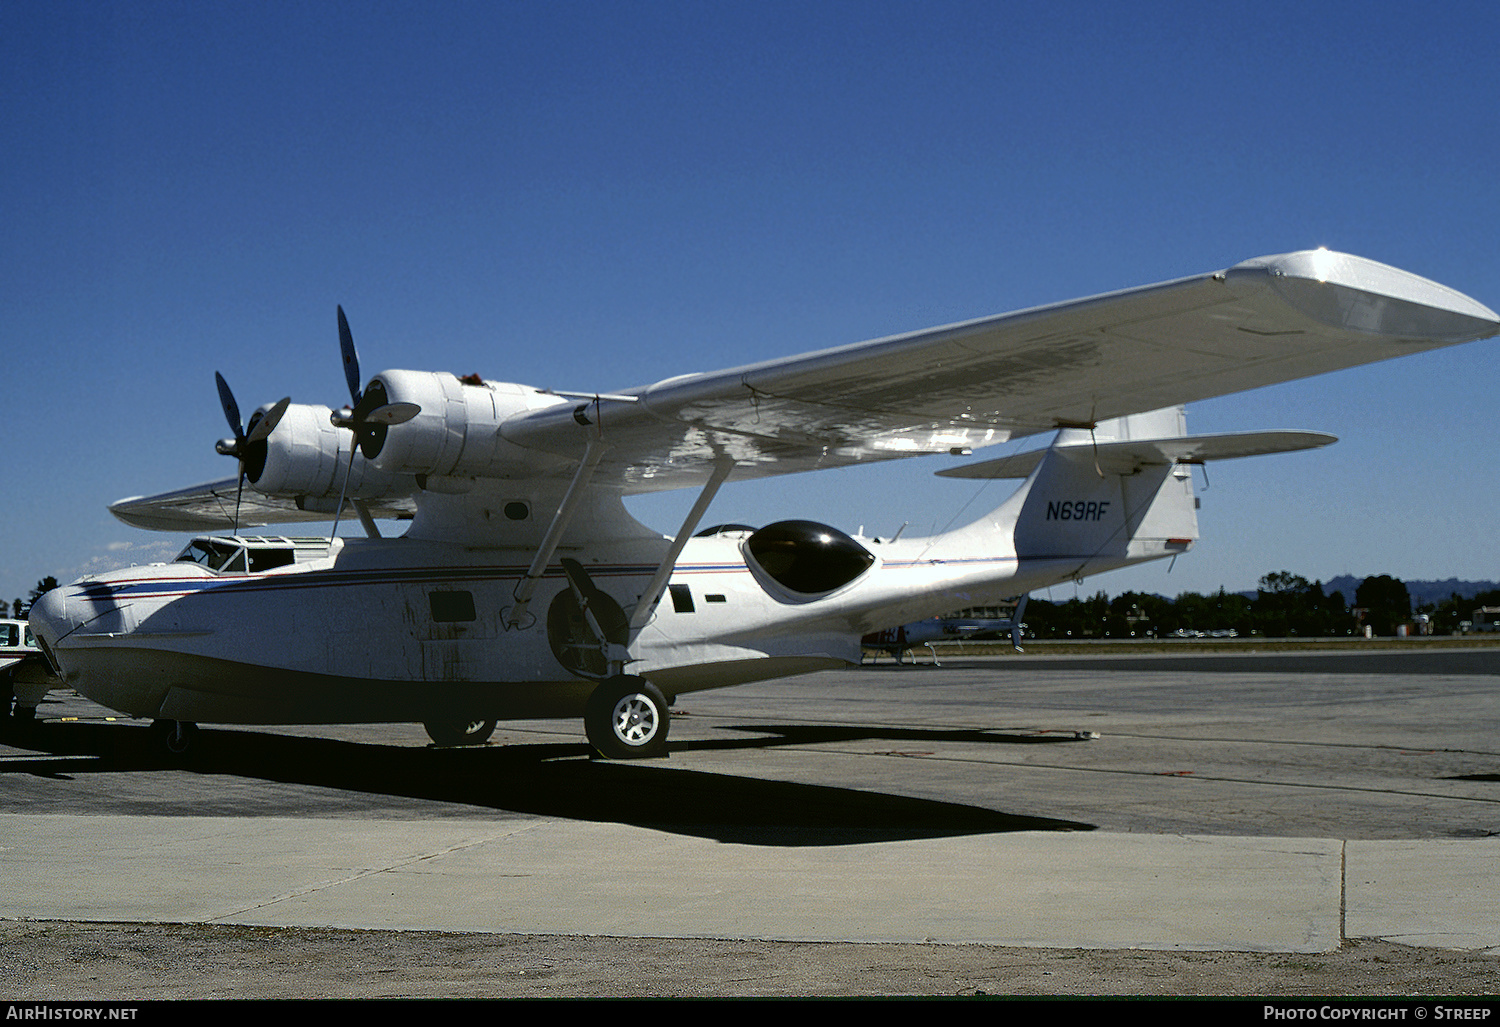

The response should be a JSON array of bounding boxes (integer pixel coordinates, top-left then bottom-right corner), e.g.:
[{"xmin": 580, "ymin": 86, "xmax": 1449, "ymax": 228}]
[
  {"xmin": 364, "ymin": 401, "xmax": 421, "ymax": 426},
  {"xmin": 337, "ymin": 305, "xmax": 362, "ymax": 407},
  {"xmin": 215, "ymin": 372, "xmax": 245, "ymax": 444},
  {"xmin": 246, "ymin": 397, "xmax": 291, "ymax": 445}
]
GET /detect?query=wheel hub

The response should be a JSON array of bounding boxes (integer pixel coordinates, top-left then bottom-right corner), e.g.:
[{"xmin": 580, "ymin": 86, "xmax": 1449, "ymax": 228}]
[{"xmin": 613, "ymin": 695, "xmax": 657, "ymax": 744}]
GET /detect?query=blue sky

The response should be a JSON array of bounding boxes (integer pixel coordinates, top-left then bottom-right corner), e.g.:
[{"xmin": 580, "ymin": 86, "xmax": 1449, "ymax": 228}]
[{"xmin": 4, "ymin": 0, "xmax": 1498, "ymax": 608}]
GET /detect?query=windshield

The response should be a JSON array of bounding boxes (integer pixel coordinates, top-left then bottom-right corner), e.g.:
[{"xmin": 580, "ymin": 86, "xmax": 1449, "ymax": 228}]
[
  {"xmin": 175, "ymin": 539, "xmax": 245, "ymax": 572},
  {"xmin": 175, "ymin": 539, "xmax": 295, "ymax": 574}
]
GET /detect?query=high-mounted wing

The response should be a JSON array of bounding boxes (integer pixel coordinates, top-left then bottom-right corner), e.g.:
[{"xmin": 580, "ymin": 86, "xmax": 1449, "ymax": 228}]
[
  {"xmin": 110, "ymin": 250, "xmax": 1499, "ymax": 533},
  {"xmin": 109, "ymin": 478, "xmax": 416, "ymax": 532},
  {"xmin": 498, "ymin": 250, "xmax": 1498, "ymax": 491}
]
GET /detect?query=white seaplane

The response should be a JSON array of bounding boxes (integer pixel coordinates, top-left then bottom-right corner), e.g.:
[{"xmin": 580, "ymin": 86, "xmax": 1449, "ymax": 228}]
[{"xmin": 28, "ymin": 250, "xmax": 1499, "ymax": 757}]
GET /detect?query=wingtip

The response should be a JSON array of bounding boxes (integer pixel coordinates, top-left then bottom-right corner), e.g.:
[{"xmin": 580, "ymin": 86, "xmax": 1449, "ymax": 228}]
[{"xmin": 1229, "ymin": 249, "xmax": 1499, "ymax": 342}]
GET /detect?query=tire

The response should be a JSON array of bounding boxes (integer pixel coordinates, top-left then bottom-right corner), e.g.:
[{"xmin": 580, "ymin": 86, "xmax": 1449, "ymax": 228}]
[
  {"xmin": 584, "ymin": 675, "xmax": 669, "ymax": 759},
  {"xmin": 150, "ymin": 719, "xmax": 198, "ymax": 756},
  {"xmin": 423, "ymin": 718, "xmax": 497, "ymax": 747}
]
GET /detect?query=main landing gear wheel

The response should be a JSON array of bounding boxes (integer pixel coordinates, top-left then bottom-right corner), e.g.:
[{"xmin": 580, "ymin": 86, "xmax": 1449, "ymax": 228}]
[
  {"xmin": 585, "ymin": 675, "xmax": 669, "ymax": 760},
  {"xmin": 150, "ymin": 719, "xmax": 198, "ymax": 756},
  {"xmin": 423, "ymin": 718, "xmax": 497, "ymax": 747}
]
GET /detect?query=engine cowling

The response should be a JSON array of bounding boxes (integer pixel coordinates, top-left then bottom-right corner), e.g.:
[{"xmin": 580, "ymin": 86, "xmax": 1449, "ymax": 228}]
[
  {"xmin": 362, "ymin": 371, "xmax": 566, "ymax": 480},
  {"xmin": 250, "ymin": 402, "xmax": 418, "ymax": 500}
]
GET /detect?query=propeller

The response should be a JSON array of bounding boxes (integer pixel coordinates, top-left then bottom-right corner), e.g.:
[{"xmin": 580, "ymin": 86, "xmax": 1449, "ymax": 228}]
[
  {"xmin": 213, "ymin": 373, "xmax": 290, "ymax": 533},
  {"xmin": 327, "ymin": 306, "xmax": 420, "ymax": 538},
  {"xmin": 330, "ymin": 305, "xmax": 420, "ymax": 456}
]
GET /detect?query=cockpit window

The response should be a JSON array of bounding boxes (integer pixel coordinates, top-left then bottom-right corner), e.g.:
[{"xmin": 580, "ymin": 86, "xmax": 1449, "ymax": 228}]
[
  {"xmin": 174, "ymin": 539, "xmax": 295, "ymax": 574},
  {"xmin": 176, "ymin": 540, "xmax": 242, "ymax": 571}
]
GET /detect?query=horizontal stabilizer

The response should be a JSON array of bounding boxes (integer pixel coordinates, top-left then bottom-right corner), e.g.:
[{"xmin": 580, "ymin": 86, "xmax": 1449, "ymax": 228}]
[{"xmin": 937, "ymin": 430, "xmax": 1337, "ymax": 480}]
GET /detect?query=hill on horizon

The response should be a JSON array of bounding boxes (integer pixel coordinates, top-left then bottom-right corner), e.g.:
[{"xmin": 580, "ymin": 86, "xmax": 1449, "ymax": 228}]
[{"xmin": 1308, "ymin": 576, "xmax": 1498, "ymax": 609}]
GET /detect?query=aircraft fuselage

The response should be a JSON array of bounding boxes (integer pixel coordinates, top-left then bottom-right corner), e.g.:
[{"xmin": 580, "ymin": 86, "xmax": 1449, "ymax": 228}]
[{"xmin": 30, "ymin": 527, "xmax": 1147, "ymax": 726}]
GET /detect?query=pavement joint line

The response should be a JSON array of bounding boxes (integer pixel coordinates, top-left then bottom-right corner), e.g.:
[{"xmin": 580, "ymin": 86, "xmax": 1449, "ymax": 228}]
[
  {"xmin": 1339, "ymin": 840, "xmax": 1347, "ymax": 945},
  {"xmin": 206, "ymin": 828, "xmax": 527, "ymax": 923}
]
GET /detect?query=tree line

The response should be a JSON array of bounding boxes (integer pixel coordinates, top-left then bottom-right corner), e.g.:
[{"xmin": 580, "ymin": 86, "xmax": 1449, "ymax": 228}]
[
  {"xmin": 1021, "ymin": 572, "xmax": 1494, "ymax": 639},
  {"xmin": 1, "ymin": 578, "xmax": 58, "ymax": 621}
]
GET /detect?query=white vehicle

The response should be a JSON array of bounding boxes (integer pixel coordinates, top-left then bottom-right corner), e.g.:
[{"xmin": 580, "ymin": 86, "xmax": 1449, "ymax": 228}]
[
  {"xmin": 1, "ymin": 618, "xmax": 59, "ymax": 721},
  {"xmin": 28, "ymin": 251, "xmax": 1499, "ymax": 757}
]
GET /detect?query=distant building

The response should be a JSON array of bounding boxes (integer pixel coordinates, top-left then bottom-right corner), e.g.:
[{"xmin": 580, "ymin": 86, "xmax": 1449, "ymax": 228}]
[{"xmin": 1466, "ymin": 607, "xmax": 1500, "ymax": 633}]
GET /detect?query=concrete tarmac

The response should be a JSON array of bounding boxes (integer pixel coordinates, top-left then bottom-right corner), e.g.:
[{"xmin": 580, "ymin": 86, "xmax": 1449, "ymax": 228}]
[{"xmin": 3, "ymin": 645, "xmax": 1499, "ymax": 993}]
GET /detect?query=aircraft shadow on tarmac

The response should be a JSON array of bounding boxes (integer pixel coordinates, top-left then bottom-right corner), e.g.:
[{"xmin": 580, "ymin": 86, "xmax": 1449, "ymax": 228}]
[{"xmin": 0, "ymin": 719, "xmax": 1094, "ymax": 847}]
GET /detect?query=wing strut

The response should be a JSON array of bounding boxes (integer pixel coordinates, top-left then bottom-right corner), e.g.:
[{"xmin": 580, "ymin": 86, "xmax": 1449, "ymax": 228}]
[
  {"xmin": 506, "ymin": 437, "xmax": 610, "ymax": 628},
  {"xmin": 353, "ymin": 500, "xmax": 382, "ymax": 539},
  {"xmin": 1010, "ymin": 594, "xmax": 1029, "ymax": 652},
  {"xmin": 628, "ymin": 456, "xmax": 735, "ymax": 632}
]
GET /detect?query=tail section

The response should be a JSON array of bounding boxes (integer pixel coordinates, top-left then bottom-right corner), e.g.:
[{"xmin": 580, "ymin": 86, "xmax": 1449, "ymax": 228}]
[
  {"xmin": 937, "ymin": 406, "xmax": 1334, "ymax": 580},
  {"xmin": 1013, "ymin": 406, "xmax": 1198, "ymax": 571}
]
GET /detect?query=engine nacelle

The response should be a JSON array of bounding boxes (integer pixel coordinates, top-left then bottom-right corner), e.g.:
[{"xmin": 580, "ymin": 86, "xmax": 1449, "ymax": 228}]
[
  {"xmin": 250, "ymin": 402, "xmax": 418, "ymax": 500},
  {"xmin": 363, "ymin": 371, "xmax": 566, "ymax": 480}
]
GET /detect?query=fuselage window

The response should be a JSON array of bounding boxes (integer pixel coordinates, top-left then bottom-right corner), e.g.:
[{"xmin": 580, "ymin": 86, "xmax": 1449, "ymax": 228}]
[
  {"xmin": 247, "ymin": 549, "xmax": 295, "ymax": 573},
  {"xmin": 429, "ymin": 590, "xmax": 477, "ymax": 623}
]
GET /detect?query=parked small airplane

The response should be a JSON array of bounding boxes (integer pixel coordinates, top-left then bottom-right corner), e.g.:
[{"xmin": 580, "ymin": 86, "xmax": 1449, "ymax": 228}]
[
  {"xmin": 28, "ymin": 251, "xmax": 1499, "ymax": 757},
  {"xmin": 863, "ymin": 598, "xmax": 1029, "ymax": 664}
]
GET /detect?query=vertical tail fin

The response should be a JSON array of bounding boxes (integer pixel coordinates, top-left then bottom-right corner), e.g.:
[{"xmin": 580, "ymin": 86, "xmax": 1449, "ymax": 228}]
[
  {"xmin": 1012, "ymin": 406, "xmax": 1198, "ymax": 568},
  {"xmin": 935, "ymin": 406, "xmax": 1199, "ymax": 579}
]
